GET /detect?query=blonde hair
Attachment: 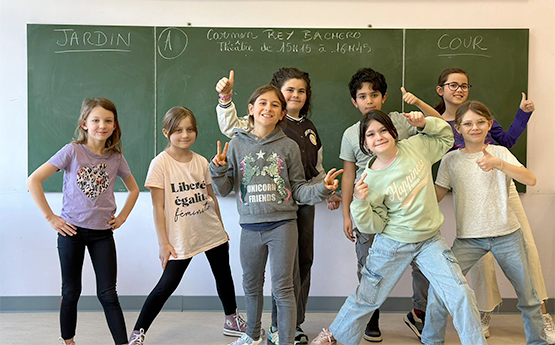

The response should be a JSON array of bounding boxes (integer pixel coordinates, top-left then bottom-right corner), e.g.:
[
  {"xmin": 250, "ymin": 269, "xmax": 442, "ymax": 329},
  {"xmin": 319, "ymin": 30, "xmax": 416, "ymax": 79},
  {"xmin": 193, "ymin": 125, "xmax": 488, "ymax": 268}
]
[{"xmin": 73, "ymin": 97, "xmax": 122, "ymax": 154}]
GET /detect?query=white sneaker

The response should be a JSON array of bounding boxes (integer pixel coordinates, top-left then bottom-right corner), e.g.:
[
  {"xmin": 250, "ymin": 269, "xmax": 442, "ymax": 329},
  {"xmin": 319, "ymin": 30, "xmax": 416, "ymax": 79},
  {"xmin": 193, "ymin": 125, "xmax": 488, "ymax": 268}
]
[
  {"xmin": 129, "ymin": 328, "xmax": 146, "ymax": 345},
  {"xmin": 542, "ymin": 313, "xmax": 555, "ymax": 344},
  {"xmin": 480, "ymin": 311, "xmax": 491, "ymax": 338},
  {"xmin": 229, "ymin": 333, "xmax": 262, "ymax": 345},
  {"xmin": 59, "ymin": 337, "xmax": 75, "ymax": 345}
]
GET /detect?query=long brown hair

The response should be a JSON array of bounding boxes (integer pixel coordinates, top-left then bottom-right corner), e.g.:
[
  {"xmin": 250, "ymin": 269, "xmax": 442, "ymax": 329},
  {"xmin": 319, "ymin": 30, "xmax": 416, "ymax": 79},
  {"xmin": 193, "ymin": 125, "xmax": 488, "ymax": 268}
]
[
  {"xmin": 434, "ymin": 68, "xmax": 469, "ymax": 114},
  {"xmin": 73, "ymin": 97, "xmax": 122, "ymax": 154}
]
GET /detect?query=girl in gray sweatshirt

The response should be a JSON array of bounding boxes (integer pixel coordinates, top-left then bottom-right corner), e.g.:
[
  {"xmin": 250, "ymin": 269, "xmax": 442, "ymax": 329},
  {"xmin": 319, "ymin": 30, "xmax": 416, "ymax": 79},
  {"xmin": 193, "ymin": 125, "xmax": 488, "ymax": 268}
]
[{"xmin": 210, "ymin": 85, "xmax": 342, "ymax": 345}]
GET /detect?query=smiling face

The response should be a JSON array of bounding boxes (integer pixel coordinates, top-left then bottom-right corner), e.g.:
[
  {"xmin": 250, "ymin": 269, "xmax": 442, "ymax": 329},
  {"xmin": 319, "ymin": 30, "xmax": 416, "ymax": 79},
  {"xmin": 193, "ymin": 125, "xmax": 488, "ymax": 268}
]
[
  {"xmin": 436, "ymin": 73, "xmax": 470, "ymax": 109},
  {"xmin": 81, "ymin": 106, "xmax": 116, "ymax": 145},
  {"xmin": 248, "ymin": 91, "xmax": 287, "ymax": 130},
  {"xmin": 164, "ymin": 116, "xmax": 197, "ymax": 151},
  {"xmin": 364, "ymin": 119, "xmax": 396, "ymax": 156},
  {"xmin": 352, "ymin": 82, "xmax": 387, "ymax": 114},
  {"xmin": 280, "ymin": 78, "xmax": 307, "ymax": 117},
  {"xmin": 455, "ymin": 110, "xmax": 492, "ymax": 145}
]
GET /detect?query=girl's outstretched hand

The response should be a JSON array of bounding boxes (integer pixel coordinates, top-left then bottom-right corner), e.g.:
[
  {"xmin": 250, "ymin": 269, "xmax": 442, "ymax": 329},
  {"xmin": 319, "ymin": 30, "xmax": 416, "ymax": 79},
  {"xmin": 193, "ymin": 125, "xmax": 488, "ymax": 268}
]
[
  {"xmin": 47, "ymin": 214, "xmax": 77, "ymax": 236},
  {"xmin": 403, "ymin": 112, "xmax": 426, "ymax": 128},
  {"xmin": 401, "ymin": 87, "xmax": 421, "ymax": 106},
  {"xmin": 323, "ymin": 168, "xmax": 344, "ymax": 191},
  {"xmin": 476, "ymin": 145, "xmax": 502, "ymax": 172},
  {"xmin": 353, "ymin": 173, "xmax": 369, "ymax": 200},
  {"xmin": 159, "ymin": 243, "xmax": 178, "ymax": 270},
  {"xmin": 519, "ymin": 92, "xmax": 535, "ymax": 113},
  {"xmin": 212, "ymin": 141, "xmax": 229, "ymax": 167},
  {"xmin": 216, "ymin": 70, "xmax": 234, "ymax": 95}
]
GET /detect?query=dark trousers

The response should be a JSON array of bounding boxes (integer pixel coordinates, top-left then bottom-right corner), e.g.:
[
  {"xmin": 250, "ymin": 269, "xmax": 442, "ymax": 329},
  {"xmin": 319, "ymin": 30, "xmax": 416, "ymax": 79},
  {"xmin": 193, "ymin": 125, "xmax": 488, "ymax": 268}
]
[
  {"xmin": 133, "ymin": 242, "xmax": 237, "ymax": 332},
  {"xmin": 58, "ymin": 228, "xmax": 127, "ymax": 344}
]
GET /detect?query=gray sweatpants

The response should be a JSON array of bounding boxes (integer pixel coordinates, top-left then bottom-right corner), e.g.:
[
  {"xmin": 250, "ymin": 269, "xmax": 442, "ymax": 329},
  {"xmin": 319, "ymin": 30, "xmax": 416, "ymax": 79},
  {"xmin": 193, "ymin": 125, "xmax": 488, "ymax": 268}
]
[{"xmin": 240, "ymin": 220, "xmax": 298, "ymax": 345}]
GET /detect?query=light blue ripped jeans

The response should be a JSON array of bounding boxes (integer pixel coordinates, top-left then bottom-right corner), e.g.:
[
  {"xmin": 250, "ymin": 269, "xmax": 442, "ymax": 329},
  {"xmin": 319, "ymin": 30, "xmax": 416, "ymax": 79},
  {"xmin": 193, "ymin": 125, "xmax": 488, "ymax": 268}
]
[
  {"xmin": 422, "ymin": 229, "xmax": 546, "ymax": 345},
  {"xmin": 329, "ymin": 233, "xmax": 485, "ymax": 345}
]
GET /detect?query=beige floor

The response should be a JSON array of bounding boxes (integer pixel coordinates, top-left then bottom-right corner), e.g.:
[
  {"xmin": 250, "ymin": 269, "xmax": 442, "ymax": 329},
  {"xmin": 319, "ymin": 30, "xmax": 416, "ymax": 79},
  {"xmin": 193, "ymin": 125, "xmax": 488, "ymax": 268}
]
[{"xmin": 0, "ymin": 311, "xmax": 529, "ymax": 345}]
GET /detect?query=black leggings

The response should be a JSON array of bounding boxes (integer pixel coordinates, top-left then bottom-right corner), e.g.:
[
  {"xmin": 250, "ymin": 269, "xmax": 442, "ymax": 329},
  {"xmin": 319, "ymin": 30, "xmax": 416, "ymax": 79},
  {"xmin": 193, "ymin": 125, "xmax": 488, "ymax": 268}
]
[
  {"xmin": 134, "ymin": 242, "xmax": 237, "ymax": 332},
  {"xmin": 58, "ymin": 228, "xmax": 127, "ymax": 344}
]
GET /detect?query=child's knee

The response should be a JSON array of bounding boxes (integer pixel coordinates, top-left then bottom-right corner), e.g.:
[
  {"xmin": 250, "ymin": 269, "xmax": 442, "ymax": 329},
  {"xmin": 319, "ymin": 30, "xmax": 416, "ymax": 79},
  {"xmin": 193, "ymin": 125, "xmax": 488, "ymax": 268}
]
[{"xmin": 97, "ymin": 286, "xmax": 119, "ymax": 306}]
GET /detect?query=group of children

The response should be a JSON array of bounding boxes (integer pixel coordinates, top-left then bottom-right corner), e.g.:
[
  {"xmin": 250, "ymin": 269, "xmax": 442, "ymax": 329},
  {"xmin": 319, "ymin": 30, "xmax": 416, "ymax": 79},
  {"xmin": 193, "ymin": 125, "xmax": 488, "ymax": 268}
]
[{"xmin": 26, "ymin": 65, "xmax": 554, "ymax": 345}]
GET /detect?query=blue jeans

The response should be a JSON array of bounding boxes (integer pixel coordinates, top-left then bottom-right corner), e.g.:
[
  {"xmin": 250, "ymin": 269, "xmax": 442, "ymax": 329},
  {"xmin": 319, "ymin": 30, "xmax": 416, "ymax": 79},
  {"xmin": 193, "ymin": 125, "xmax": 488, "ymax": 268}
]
[
  {"xmin": 422, "ymin": 229, "xmax": 546, "ymax": 345},
  {"xmin": 355, "ymin": 229, "xmax": 429, "ymax": 311},
  {"xmin": 329, "ymin": 233, "xmax": 485, "ymax": 345}
]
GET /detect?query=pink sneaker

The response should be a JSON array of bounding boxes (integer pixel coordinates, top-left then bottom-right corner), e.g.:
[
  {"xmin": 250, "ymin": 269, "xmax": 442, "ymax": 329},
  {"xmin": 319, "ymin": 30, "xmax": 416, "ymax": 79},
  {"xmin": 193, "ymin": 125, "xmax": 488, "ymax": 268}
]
[
  {"xmin": 224, "ymin": 311, "xmax": 247, "ymax": 337},
  {"xmin": 310, "ymin": 329, "xmax": 336, "ymax": 345}
]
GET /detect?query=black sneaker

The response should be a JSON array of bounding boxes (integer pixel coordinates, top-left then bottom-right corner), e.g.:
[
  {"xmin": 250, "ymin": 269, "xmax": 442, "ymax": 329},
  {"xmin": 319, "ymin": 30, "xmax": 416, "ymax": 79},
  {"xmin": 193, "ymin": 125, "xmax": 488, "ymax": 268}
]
[
  {"xmin": 403, "ymin": 309, "xmax": 425, "ymax": 340},
  {"xmin": 364, "ymin": 309, "xmax": 382, "ymax": 342},
  {"xmin": 294, "ymin": 325, "xmax": 308, "ymax": 344}
]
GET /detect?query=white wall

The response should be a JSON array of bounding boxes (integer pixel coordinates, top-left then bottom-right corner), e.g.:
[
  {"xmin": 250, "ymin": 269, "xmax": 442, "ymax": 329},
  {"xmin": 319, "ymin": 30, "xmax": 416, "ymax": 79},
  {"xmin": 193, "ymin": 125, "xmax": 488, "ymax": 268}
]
[{"xmin": 1, "ymin": 0, "xmax": 553, "ymax": 300}]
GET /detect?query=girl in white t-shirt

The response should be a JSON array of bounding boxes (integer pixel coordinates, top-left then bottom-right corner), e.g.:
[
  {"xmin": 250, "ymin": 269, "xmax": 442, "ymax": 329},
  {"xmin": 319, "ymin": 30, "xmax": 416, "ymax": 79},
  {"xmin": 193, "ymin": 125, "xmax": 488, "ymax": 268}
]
[
  {"xmin": 128, "ymin": 107, "xmax": 246, "ymax": 345},
  {"xmin": 422, "ymin": 100, "xmax": 547, "ymax": 345}
]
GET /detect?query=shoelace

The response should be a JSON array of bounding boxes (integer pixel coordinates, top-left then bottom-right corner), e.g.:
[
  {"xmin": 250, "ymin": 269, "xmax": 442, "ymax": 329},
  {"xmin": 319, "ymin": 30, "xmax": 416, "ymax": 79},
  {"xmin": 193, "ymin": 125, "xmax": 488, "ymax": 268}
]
[
  {"xmin": 129, "ymin": 329, "xmax": 146, "ymax": 345},
  {"xmin": 232, "ymin": 333, "xmax": 251, "ymax": 345},
  {"xmin": 315, "ymin": 328, "xmax": 333, "ymax": 342},
  {"xmin": 480, "ymin": 312, "xmax": 491, "ymax": 325},
  {"xmin": 235, "ymin": 313, "xmax": 247, "ymax": 330},
  {"xmin": 545, "ymin": 314, "xmax": 555, "ymax": 331}
]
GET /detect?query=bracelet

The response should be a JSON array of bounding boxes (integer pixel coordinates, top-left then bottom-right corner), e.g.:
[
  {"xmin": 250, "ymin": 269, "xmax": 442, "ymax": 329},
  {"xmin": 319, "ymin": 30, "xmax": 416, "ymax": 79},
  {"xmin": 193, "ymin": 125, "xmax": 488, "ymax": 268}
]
[
  {"xmin": 219, "ymin": 92, "xmax": 233, "ymax": 101},
  {"xmin": 499, "ymin": 159, "xmax": 504, "ymax": 171}
]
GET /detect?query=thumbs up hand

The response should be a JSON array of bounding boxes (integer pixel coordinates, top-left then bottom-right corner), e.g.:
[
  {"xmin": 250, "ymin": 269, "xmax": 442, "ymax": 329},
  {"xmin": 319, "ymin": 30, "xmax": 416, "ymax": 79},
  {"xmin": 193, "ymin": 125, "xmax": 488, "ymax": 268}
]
[
  {"xmin": 476, "ymin": 145, "xmax": 503, "ymax": 172},
  {"xmin": 519, "ymin": 92, "xmax": 535, "ymax": 113},
  {"xmin": 216, "ymin": 70, "xmax": 235, "ymax": 95},
  {"xmin": 401, "ymin": 87, "xmax": 421, "ymax": 106}
]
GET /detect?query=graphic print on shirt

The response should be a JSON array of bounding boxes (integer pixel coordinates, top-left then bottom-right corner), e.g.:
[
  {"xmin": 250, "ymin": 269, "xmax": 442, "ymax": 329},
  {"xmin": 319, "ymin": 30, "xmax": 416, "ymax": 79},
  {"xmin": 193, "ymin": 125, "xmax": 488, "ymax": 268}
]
[
  {"xmin": 305, "ymin": 129, "xmax": 318, "ymax": 146},
  {"xmin": 171, "ymin": 180, "xmax": 209, "ymax": 222},
  {"xmin": 76, "ymin": 163, "xmax": 109, "ymax": 199},
  {"xmin": 239, "ymin": 151, "xmax": 291, "ymax": 205},
  {"xmin": 385, "ymin": 159, "xmax": 427, "ymax": 207}
]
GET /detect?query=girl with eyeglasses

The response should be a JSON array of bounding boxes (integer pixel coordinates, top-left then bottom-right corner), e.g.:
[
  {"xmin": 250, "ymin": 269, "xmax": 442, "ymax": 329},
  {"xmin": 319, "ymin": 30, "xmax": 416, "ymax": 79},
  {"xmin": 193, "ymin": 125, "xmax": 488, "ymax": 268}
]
[
  {"xmin": 431, "ymin": 68, "xmax": 554, "ymax": 343},
  {"xmin": 435, "ymin": 67, "xmax": 534, "ymax": 151}
]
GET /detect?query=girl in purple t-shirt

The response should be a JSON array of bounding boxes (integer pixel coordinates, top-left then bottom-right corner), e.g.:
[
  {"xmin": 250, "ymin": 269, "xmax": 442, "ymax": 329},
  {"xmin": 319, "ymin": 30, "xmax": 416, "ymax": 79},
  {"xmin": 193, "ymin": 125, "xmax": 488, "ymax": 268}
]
[{"xmin": 27, "ymin": 97, "xmax": 139, "ymax": 345}]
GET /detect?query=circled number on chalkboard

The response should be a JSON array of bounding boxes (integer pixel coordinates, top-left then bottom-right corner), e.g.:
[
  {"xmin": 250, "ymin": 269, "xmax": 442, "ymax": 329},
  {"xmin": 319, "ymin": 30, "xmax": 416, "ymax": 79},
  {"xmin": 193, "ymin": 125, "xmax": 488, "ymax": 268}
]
[{"xmin": 158, "ymin": 27, "xmax": 188, "ymax": 60}]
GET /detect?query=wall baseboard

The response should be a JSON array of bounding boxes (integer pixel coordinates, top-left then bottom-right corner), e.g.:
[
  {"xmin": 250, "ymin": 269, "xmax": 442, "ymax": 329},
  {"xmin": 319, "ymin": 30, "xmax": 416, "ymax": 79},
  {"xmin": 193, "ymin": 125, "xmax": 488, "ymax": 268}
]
[{"xmin": 1, "ymin": 296, "xmax": 552, "ymax": 313}]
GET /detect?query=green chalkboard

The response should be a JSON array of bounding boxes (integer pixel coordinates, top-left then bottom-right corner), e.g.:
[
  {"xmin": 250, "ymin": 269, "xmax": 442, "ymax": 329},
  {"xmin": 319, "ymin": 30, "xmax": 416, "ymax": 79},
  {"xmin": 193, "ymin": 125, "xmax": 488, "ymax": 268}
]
[
  {"xmin": 155, "ymin": 27, "xmax": 404, "ymax": 175},
  {"xmin": 404, "ymin": 29, "xmax": 529, "ymax": 191},
  {"xmin": 27, "ymin": 24, "xmax": 155, "ymax": 192},
  {"xmin": 28, "ymin": 25, "xmax": 529, "ymax": 192}
]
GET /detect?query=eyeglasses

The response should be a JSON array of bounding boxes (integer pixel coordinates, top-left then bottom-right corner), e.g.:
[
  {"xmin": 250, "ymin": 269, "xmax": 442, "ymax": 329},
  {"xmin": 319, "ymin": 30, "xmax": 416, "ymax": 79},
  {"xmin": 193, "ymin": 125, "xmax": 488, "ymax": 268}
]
[
  {"xmin": 460, "ymin": 120, "xmax": 489, "ymax": 129},
  {"xmin": 442, "ymin": 82, "xmax": 472, "ymax": 92}
]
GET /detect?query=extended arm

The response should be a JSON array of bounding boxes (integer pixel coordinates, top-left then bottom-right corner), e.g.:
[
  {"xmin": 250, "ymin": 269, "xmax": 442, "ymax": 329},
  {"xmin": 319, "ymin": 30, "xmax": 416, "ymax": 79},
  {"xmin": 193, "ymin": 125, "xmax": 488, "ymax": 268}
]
[{"xmin": 489, "ymin": 93, "xmax": 534, "ymax": 148}]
